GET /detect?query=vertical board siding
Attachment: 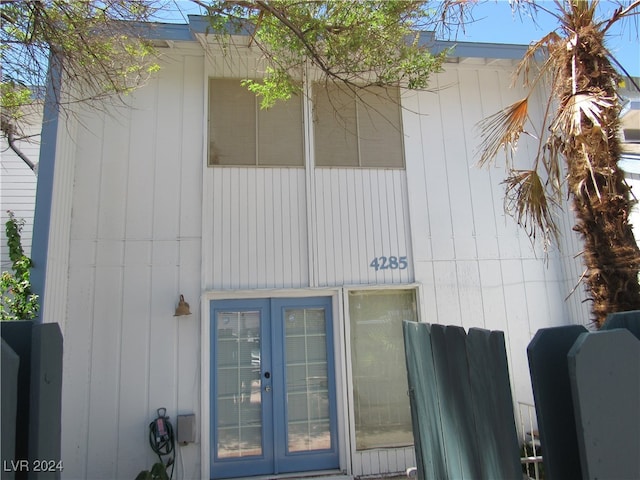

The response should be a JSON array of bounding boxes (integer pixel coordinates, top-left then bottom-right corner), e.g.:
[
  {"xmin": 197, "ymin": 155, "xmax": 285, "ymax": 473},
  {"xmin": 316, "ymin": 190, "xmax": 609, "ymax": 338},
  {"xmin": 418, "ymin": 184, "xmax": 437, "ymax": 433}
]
[
  {"xmin": 352, "ymin": 446, "xmax": 416, "ymax": 477},
  {"xmin": 206, "ymin": 167, "xmax": 309, "ymax": 290},
  {"xmin": 0, "ymin": 107, "xmax": 41, "ymax": 269},
  {"xmin": 61, "ymin": 49, "xmax": 204, "ymax": 479},
  {"xmin": 403, "ymin": 64, "xmax": 576, "ymax": 408},
  {"xmin": 313, "ymin": 168, "xmax": 413, "ymax": 287}
]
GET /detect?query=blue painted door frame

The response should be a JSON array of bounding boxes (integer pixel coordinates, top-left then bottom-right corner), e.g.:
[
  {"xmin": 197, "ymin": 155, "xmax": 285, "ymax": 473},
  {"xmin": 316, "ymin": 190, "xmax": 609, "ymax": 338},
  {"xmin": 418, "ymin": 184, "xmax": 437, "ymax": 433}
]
[{"xmin": 210, "ymin": 297, "xmax": 339, "ymax": 479}]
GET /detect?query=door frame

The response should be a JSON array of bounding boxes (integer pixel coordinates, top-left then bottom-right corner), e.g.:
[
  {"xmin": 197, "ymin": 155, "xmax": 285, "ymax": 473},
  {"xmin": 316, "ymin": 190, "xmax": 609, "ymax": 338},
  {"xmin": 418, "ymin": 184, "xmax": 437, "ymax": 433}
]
[{"xmin": 201, "ymin": 288, "xmax": 348, "ymax": 480}]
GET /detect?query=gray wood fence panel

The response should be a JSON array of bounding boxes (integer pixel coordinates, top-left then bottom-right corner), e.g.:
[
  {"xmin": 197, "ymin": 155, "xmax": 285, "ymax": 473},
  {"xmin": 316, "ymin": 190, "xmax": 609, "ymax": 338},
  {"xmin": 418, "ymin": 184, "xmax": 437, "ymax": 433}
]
[
  {"xmin": 467, "ymin": 328, "xmax": 521, "ymax": 478},
  {"xmin": 603, "ymin": 310, "xmax": 640, "ymax": 341},
  {"xmin": 527, "ymin": 325, "xmax": 587, "ymax": 480},
  {"xmin": 430, "ymin": 325, "xmax": 480, "ymax": 479},
  {"xmin": 403, "ymin": 322, "xmax": 520, "ymax": 480},
  {"xmin": 568, "ymin": 329, "xmax": 640, "ymax": 480},
  {"xmin": 2, "ymin": 339, "xmax": 20, "ymax": 480},
  {"xmin": 403, "ymin": 321, "xmax": 447, "ymax": 479},
  {"xmin": 1, "ymin": 320, "xmax": 33, "ymax": 478},
  {"xmin": 444, "ymin": 326, "xmax": 482, "ymax": 479},
  {"xmin": 28, "ymin": 323, "xmax": 63, "ymax": 480},
  {"xmin": 429, "ymin": 325, "xmax": 462, "ymax": 479}
]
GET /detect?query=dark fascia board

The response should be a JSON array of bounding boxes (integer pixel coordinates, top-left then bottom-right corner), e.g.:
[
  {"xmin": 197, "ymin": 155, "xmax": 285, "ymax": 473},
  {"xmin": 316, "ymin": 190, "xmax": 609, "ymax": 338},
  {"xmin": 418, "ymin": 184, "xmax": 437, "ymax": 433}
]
[
  {"xmin": 126, "ymin": 21, "xmax": 196, "ymax": 41},
  {"xmin": 123, "ymin": 16, "xmax": 253, "ymax": 42},
  {"xmin": 416, "ymin": 31, "xmax": 532, "ymax": 60},
  {"xmin": 188, "ymin": 14, "xmax": 256, "ymax": 36},
  {"xmin": 432, "ymin": 40, "xmax": 531, "ymax": 60},
  {"xmin": 138, "ymin": 16, "xmax": 533, "ymax": 61}
]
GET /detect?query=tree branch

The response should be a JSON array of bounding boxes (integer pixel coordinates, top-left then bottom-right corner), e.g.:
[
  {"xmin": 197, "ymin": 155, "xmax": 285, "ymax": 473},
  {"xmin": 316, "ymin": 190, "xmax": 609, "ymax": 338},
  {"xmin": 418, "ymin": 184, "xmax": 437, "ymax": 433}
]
[
  {"xmin": 254, "ymin": 1, "xmax": 332, "ymax": 76},
  {"xmin": 2, "ymin": 124, "xmax": 37, "ymax": 172}
]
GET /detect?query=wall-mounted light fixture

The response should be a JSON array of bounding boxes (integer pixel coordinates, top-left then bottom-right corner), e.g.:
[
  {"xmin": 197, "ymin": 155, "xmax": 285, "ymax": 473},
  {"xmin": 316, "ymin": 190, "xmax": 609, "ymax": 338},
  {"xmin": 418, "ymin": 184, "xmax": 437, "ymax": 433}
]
[{"xmin": 174, "ymin": 294, "xmax": 192, "ymax": 316}]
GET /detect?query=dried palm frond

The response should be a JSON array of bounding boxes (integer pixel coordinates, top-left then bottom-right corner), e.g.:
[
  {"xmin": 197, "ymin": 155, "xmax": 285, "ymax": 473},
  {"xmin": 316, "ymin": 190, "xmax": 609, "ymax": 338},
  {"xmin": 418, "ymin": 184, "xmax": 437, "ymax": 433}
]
[
  {"xmin": 503, "ymin": 169, "xmax": 560, "ymax": 249},
  {"xmin": 553, "ymin": 91, "xmax": 613, "ymax": 137},
  {"xmin": 476, "ymin": 97, "xmax": 530, "ymax": 168},
  {"xmin": 513, "ymin": 31, "xmax": 561, "ymax": 90},
  {"xmin": 542, "ymin": 134, "xmax": 564, "ymax": 199}
]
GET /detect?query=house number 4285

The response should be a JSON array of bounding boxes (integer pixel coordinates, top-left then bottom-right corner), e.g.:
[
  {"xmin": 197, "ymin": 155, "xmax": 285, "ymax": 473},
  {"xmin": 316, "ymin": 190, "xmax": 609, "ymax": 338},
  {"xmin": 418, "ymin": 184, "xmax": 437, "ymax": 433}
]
[{"xmin": 369, "ymin": 256, "xmax": 408, "ymax": 271}]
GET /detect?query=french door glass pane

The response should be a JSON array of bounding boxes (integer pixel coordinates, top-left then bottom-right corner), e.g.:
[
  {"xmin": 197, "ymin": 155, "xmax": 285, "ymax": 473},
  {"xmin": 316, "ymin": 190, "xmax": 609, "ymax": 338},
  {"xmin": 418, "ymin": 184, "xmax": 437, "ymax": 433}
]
[
  {"xmin": 284, "ymin": 308, "xmax": 331, "ymax": 452},
  {"xmin": 216, "ymin": 311, "xmax": 262, "ymax": 458},
  {"xmin": 349, "ymin": 289, "xmax": 417, "ymax": 450}
]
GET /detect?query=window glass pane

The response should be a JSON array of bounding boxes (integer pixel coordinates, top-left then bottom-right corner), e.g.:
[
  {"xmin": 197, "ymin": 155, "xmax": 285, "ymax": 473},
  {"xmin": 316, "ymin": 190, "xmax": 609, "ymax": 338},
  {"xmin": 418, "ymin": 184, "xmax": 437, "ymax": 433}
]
[
  {"xmin": 284, "ymin": 307, "xmax": 331, "ymax": 453},
  {"xmin": 209, "ymin": 79, "xmax": 256, "ymax": 166},
  {"xmin": 258, "ymin": 96, "xmax": 304, "ymax": 166},
  {"xmin": 358, "ymin": 87, "xmax": 404, "ymax": 168},
  {"xmin": 314, "ymin": 84, "xmax": 404, "ymax": 168},
  {"xmin": 314, "ymin": 84, "xmax": 358, "ymax": 167},
  {"xmin": 349, "ymin": 289, "xmax": 416, "ymax": 450},
  {"xmin": 215, "ymin": 310, "xmax": 263, "ymax": 458},
  {"xmin": 209, "ymin": 79, "xmax": 303, "ymax": 166}
]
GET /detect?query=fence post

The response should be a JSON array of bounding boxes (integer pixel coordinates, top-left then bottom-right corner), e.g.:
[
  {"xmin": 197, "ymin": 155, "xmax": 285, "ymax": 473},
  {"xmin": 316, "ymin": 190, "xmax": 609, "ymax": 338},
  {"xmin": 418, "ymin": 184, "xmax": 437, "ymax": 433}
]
[
  {"xmin": 29, "ymin": 323, "xmax": 63, "ymax": 480},
  {"xmin": 403, "ymin": 321, "xmax": 447, "ymax": 479},
  {"xmin": 568, "ymin": 329, "xmax": 640, "ymax": 480},
  {"xmin": 1, "ymin": 321, "xmax": 34, "ymax": 480},
  {"xmin": 467, "ymin": 328, "xmax": 521, "ymax": 478},
  {"xmin": 2, "ymin": 339, "xmax": 20, "ymax": 480},
  {"xmin": 602, "ymin": 310, "xmax": 640, "ymax": 340},
  {"xmin": 527, "ymin": 325, "xmax": 587, "ymax": 479}
]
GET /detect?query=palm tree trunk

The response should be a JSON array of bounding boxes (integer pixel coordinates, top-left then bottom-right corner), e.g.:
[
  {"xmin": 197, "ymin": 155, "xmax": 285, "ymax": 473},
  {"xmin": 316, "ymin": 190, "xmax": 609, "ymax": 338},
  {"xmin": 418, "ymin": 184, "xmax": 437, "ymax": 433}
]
[{"xmin": 560, "ymin": 19, "xmax": 640, "ymax": 328}]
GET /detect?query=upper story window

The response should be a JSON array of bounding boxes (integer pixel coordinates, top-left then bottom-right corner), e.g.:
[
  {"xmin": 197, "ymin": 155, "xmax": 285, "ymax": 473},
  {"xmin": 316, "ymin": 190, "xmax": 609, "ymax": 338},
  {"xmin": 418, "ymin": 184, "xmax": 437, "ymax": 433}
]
[
  {"xmin": 208, "ymin": 78, "xmax": 404, "ymax": 169},
  {"xmin": 313, "ymin": 84, "xmax": 404, "ymax": 168},
  {"xmin": 208, "ymin": 78, "xmax": 304, "ymax": 166}
]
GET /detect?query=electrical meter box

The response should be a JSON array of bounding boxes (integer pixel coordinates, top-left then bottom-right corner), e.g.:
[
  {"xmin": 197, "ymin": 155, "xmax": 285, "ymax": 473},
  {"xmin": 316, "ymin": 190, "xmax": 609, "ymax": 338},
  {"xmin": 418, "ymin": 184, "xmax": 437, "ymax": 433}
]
[{"xmin": 177, "ymin": 414, "xmax": 196, "ymax": 444}]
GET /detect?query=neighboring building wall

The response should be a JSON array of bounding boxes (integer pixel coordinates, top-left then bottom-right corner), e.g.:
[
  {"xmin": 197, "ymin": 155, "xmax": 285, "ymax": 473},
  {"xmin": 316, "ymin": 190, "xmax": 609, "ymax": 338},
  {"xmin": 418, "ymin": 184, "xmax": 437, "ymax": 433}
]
[
  {"xmin": 627, "ymin": 172, "xmax": 640, "ymax": 242},
  {"xmin": 620, "ymin": 91, "xmax": 640, "ymax": 249},
  {"xmin": 0, "ymin": 106, "xmax": 41, "ymax": 270}
]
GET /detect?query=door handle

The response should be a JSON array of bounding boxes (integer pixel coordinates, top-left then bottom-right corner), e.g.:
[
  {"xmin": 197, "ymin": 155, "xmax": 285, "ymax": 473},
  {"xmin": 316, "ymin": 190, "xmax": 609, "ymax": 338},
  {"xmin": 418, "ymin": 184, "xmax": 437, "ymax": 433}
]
[{"xmin": 264, "ymin": 385, "xmax": 272, "ymax": 392}]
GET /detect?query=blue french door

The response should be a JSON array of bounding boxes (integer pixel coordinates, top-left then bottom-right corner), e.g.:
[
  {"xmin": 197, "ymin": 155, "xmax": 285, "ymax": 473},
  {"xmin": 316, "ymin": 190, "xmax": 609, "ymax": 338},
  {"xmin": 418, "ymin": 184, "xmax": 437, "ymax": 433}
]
[{"xmin": 210, "ymin": 297, "xmax": 339, "ymax": 479}]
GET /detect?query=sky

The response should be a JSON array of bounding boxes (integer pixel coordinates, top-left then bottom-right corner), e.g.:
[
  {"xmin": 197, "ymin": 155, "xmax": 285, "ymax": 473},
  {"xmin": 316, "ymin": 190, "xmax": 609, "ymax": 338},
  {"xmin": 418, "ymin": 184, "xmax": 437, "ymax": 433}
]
[{"xmin": 450, "ymin": 1, "xmax": 640, "ymax": 78}]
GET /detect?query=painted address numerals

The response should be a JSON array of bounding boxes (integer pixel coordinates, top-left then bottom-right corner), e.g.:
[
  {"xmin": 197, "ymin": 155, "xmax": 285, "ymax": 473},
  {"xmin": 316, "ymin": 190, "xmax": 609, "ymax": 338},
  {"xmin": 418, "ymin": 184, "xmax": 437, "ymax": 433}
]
[{"xmin": 369, "ymin": 256, "xmax": 408, "ymax": 271}]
